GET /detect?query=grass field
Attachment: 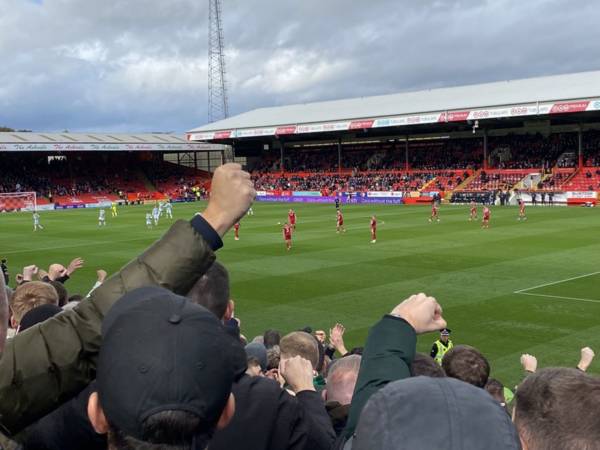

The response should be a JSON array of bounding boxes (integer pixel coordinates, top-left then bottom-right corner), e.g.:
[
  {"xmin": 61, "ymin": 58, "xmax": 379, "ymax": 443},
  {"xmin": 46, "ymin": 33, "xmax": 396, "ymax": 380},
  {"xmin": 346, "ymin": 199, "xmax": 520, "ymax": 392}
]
[{"xmin": 1, "ymin": 202, "xmax": 600, "ymax": 388}]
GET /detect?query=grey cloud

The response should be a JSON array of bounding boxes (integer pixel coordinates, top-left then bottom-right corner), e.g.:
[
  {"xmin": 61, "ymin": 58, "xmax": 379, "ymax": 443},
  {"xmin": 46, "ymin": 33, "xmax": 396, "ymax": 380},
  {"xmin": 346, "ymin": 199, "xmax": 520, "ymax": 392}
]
[{"xmin": 0, "ymin": 0, "xmax": 599, "ymax": 132}]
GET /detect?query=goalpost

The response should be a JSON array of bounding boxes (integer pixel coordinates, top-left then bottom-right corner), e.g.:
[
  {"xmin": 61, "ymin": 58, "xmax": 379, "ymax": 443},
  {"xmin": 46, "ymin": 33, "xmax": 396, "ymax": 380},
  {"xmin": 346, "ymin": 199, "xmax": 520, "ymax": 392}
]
[{"xmin": 0, "ymin": 192, "xmax": 37, "ymax": 212}]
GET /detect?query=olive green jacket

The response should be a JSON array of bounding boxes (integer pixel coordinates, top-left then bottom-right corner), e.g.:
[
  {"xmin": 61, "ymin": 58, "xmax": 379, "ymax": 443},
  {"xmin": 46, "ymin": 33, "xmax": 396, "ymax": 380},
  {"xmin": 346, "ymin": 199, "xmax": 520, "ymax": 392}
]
[{"xmin": 0, "ymin": 219, "xmax": 216, "ymax": 436}]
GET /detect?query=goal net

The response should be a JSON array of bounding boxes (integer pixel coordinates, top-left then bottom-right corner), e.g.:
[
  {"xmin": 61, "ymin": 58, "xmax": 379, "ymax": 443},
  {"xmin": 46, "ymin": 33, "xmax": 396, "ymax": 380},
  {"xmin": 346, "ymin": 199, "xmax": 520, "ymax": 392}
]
[{"xmin": 0, "ymin": 192, "xmax": 37, "ymax": 212}]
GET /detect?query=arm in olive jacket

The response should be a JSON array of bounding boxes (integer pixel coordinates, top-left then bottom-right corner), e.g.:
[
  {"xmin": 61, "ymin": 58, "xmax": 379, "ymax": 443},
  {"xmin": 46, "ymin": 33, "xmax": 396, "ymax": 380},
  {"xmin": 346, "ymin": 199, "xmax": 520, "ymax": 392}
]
[
  {"xmin": 343, "ymin": 315, "xmax": 416, "ymax": 439},
  {"xmin": 0, "ymin": 219, "xmax": 218, "ymax": 436}
]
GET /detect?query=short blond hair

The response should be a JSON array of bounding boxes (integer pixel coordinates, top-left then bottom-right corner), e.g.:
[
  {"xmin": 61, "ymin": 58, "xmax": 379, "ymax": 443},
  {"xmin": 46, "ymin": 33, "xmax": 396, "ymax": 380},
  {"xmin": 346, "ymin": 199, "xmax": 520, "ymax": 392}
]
[
  {"xmin": 280, "ymin": 331, "xmax": 319, "ymax": 369},
  {"xmin": 10, "ymin": 282, "xmax": 59, "ymax": 324}
]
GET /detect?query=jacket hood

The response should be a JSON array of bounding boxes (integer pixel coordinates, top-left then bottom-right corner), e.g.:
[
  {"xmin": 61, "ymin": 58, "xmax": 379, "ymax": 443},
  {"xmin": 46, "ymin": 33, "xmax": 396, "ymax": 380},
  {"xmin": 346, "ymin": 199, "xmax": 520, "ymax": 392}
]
[{"xmin": 351, "ymin": 376, "xmax": 521, "ymax": 450}]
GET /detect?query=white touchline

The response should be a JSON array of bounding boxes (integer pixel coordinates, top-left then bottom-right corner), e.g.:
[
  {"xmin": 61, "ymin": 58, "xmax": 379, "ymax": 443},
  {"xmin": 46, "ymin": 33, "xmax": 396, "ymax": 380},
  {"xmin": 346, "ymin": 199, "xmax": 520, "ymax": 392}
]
[
  {"xmin": 515, "ymin": 292, "xmax": 600, "ymax": 304},
  {"xmin": 514, "ymin": 271, "xmax": 600, "ymax": 294}
]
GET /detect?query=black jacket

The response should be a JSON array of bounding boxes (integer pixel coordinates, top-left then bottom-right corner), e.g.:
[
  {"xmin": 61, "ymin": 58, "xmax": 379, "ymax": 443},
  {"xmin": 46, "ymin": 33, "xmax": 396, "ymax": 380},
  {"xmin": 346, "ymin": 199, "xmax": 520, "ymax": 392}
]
[{"xmin": 210, "ymin": 375, "xmax": 335, "ymax": 450}]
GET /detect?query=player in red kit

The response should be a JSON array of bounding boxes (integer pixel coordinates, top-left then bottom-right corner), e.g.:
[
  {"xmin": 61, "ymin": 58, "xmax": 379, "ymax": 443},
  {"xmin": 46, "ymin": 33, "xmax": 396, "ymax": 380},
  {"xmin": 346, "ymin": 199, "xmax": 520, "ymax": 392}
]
[
  {"xmin": 288, "ymin": 209, "xmax": 297, "ymax": 231},
  {"xmin": 283, "ymin": 222, "xmax": 292, "ymax": 250},
  {"xmin": 482, "ymin": 206, "xmax": 491, "ymax": 228},
  {"xmin": 370, "ymin": 215, "xmax": 377, "ymax": 243},
  {"xmin": 336, "ymin": 210, "xmax": 346, "ymax": 233},
  {"xmin": 429, "ymin": 202, "xmax": 440, "ymax": 223},
  {"xmin": 234, "ymin": 222, "xmax": 240, "ymax": 240},
  {"xmin": 469, "ymin": 202, "xmax": 478, "ymax": 221},
  {"xmin": 518, "ymin": 200, "xmax": 527, "ymax": 221}
]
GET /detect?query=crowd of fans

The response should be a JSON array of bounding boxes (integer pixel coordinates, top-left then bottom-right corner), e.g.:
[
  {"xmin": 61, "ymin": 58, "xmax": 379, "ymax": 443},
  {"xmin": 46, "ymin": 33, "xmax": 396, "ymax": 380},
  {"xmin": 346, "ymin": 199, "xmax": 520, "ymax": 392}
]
[
  {"xmin": 248, "ymin": 131, "xmax": 600, "ymax": 175},
  {"xmin": 0, "ymin": 154, "xmax": 207, "ymax": 201},
  {"xmin": 0, "ymin": 164, "xmax": 598, "ymax": 450}
]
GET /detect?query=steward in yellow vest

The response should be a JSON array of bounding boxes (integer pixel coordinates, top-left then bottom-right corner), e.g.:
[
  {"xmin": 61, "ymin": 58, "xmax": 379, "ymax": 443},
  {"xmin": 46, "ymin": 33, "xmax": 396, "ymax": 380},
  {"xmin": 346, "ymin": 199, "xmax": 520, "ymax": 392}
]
[{"xmin": 431, "ymin": 328, "xmax": 453, "ymax": 365}]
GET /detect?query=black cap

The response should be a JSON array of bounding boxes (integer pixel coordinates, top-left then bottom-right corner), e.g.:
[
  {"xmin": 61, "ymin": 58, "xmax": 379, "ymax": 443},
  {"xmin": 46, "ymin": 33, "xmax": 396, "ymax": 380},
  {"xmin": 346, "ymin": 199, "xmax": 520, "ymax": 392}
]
[
  {"xmin": 440, "ymin": 328, "xmax": 451, "ymax": 336},
  {"xmin": 97, "ymin": 287, "xmax": 240, "ymax": 443},
  {"xmin": 19, "ymin": 304, "xmax": 62, "ymax": 331}
]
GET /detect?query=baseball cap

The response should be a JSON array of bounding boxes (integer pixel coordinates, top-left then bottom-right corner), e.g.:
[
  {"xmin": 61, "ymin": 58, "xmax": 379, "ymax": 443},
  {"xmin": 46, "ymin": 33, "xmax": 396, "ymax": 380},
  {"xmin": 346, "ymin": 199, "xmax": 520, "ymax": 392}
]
[
  {"xmin": 245, "ymin": 342, "xmax": 267, "ymax": 371},
  {"xmin": 97, "ymin": 287, "xmax": 243, "ymax": 445},
  {"xmin": 352, "ymin": 377, "xmax": 520, "ymax": 450}
]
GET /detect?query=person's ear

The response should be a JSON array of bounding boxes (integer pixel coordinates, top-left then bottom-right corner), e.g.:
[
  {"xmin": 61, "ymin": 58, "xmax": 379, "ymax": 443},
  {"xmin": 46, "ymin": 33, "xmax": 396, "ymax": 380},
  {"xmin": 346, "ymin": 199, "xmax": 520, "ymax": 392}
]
[
  {"xmin": 10, "ymin": 315, "xmax": 18, "ymax": 330},
  {"xmin": 217, "ymin": 393, "xmax": 235, "ymax": 430},
  {"xmin": 88, "ymin": 392, "xmax": 109, "ymax": 435}
]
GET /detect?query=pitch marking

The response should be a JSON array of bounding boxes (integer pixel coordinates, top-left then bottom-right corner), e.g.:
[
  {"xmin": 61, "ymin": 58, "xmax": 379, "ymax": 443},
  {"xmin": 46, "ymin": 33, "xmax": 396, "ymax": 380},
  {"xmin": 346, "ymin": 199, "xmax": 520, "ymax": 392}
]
[
  {"xmin": 515, "ymin": 292, "xmax": 600, "ymax": 304},
  {"xmin": 514, "ymin": 271, "xmax": 600, "ymax": 294}
]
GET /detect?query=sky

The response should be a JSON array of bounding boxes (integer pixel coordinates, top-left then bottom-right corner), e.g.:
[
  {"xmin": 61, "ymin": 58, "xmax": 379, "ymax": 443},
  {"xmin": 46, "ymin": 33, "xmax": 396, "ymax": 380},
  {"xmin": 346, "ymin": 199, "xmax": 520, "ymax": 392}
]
[{"xmin": 1, "ymin": 0, "xmax": 599, "ymax": 133}]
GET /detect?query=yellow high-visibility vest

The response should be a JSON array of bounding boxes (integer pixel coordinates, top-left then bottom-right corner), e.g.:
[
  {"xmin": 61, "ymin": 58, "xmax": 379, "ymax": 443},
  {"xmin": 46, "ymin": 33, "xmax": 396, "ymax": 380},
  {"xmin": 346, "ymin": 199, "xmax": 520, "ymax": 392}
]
[{"xmin": 434, "ymin": 339, "xmax": 453, "ymax": 365}]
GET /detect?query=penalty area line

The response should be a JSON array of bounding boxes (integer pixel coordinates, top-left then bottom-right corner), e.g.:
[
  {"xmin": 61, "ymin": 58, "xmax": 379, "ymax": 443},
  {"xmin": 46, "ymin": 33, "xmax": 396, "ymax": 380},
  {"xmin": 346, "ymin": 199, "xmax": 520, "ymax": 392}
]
[
  {"xmin": 514, "ymin": 292, "xmax": 600, "ymax": 304},
  {"xmin": 514, "ymin": 271, "xmax": 600, "ymax": 294}
]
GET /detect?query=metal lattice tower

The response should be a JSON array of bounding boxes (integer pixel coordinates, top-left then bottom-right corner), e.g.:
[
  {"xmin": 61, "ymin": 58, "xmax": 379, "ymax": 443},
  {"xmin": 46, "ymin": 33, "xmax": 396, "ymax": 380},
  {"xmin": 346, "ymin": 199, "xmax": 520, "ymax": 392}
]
[{"xmin": 208, "ymin": 0, "xmax": 229, "ymax": 123}]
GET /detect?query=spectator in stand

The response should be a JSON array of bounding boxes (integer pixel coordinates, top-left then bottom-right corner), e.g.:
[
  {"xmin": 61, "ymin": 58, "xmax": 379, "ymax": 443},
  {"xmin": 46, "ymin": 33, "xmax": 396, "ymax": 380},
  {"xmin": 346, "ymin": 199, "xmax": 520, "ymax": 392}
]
[
  {"xmin": 87, "ymin": 287, "xmax": 239, "ymax": 449},
  {"xmin": 280, "ymin": 331, "xmax": 320, "ymax": 375},
  {"xmin": 513, "ymin": 368, "xmax": 600, "ymax": 450},
  {"xmin": 410, "ymin": 353, "xmax": 445, "ymax": 377},
  {"xmin": 186, "ymin": 260, "xmax": 233, "ymax": 324},
  {"xmin": 263, "ymin": 329, "xmax": 281, "ymax": 349},
  {"xmin": 442, "ymin": 345, "xmax": 490, "ymax": 388},
  {"xmin": 339, "ymin": 293, "xmax": 520, "ymax": 450},
  {"xmin": 0, "ymin": 163, "xmax": 255, "ymax": 437},
  {"xmin": 323, "ymin": 354, "xmax": 361, "ymax": 436},
  {"xmin": 485, "ymin": 378, "xmax": 509, "ymax": 412},
  {"xmin": 9, "ymin": 281, "xmax": 59, "ymax": 332}
]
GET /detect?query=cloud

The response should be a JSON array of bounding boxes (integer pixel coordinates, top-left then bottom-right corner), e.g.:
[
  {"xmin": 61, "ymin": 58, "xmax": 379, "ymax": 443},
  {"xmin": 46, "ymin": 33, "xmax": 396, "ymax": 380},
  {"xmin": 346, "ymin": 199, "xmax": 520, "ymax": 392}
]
[{"xmin": 0, "ymin": 0, "xmax": 599, "ymax": 132}]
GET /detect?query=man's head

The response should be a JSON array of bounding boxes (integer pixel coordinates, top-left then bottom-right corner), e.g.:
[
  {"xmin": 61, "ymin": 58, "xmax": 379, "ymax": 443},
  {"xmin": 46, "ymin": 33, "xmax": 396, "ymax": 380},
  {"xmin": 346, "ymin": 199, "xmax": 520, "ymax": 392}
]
[
  {"xmin": 48, "ymin": 264, "xmax": 67, "ymax": 281},
  {"xmin": 323, "ymin": 355, "xmax": 361, "ymax": 405},
  {"xmin": 440, "ymin": 328, "xmax": 451, "ymax": 343},
  {"xmin": 263, "ymin": 329, "xmax": 281, "ymax": 349},
  {"xmin": 10, "ymin": 281, "xmax": 59, "ymax": 329},
  {"xmin": 485, "ymin": 378, "xmax": 507, "ymax": 408},
  {"xmin": 442, "ymin": 345, "xmax": 490, "ymax": 388},
  {"xmin": 245, "ymin": 342, "xmax": 267, "ymax": 374},
  {"xmin": 88, "ymin": 287, "xmax": 241, "ymax": 449},
  {"xmin": 186, "ymin": 261, "xmax": 232, "ymax": 321},
  {"xmin": 280, "ymin": 331, "xmax": 319, "ymax": 370},
  {"xmin": 410, "ymin": 353, "xmax": 445, "ymax": 378},
  {"xmin": 513, "ymin": 368, "xmax": 600, "ymax": 450}
]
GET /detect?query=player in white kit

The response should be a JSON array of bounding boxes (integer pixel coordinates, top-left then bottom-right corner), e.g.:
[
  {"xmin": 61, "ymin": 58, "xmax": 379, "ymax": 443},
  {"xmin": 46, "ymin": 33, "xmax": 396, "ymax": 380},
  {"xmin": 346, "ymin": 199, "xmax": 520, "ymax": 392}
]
[
  {"xmin": 165, "ymin": 202, "xmax": 173, "ymax": 219},
  {"xmin": 152, "ymin": 206, "xmax": 160, "ymax": 226},
  {"xmin": 33, "ymin": 212, "xmax": 44, "ymax": 231},
  {"xmin": 146, "ymin": 212, "xmax": 153, "ymax": 229},
  {"xmin": 98, "ymin": 209, "xmax": 106, "ymax": 226}
]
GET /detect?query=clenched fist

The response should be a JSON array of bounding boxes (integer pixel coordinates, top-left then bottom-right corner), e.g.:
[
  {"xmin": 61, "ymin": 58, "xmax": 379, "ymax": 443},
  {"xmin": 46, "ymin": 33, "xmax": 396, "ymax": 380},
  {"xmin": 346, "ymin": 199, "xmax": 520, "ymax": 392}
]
[
  {"xmin": 202, "ymin": 163, "xmax": 256, "ymax": 237},
  {"xmin": 390, "ymin": 293, "xmax": 446, "ymax": 334}
]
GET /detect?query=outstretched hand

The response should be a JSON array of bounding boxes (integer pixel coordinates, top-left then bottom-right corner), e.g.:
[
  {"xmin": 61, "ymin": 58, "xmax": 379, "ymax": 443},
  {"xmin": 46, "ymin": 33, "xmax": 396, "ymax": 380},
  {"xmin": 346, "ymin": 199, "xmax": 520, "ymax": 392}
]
[
  {"xmin": 329, "ymin": 323, "xmax": 348, "ymax": 355},
  {"xmin": 390, "ymin": 293, "xmax": 446, "ymax": 334},
  {"xmin": 67, "ymin": 257, "xmax": 84, "ymax": 276}
]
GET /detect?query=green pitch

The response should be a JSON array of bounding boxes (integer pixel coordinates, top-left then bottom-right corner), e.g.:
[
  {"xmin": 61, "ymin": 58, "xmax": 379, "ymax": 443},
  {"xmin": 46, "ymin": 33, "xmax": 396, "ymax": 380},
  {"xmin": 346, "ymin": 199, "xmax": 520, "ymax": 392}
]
[{"xmin": 1, "ymin": 202, "xmax": 599, "ymax": 388}]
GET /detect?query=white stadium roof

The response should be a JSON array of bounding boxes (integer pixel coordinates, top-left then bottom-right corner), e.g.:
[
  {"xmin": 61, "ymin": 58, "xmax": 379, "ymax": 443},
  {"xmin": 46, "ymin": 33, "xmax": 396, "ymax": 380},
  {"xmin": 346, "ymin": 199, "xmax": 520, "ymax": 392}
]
[
  {"xmin": 0, "ymin": 133, "xmax": 226, "ymax": 152},
  {"xmin": 188, "ymin": 71, "xmax": 600, "ymax": 141}
]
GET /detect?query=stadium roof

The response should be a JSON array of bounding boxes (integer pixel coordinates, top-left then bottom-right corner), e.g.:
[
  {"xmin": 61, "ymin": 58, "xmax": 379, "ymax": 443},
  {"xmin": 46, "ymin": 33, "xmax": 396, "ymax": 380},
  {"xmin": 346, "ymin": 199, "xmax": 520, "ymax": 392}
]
[
  {"xmin": 0, "ymin": 133, "xmax": 226, "ymax": 152},
  {"xmin": 188, "ymin": 71, "xmax": 600, "ymax": 141}
]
